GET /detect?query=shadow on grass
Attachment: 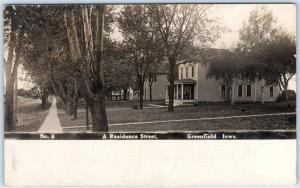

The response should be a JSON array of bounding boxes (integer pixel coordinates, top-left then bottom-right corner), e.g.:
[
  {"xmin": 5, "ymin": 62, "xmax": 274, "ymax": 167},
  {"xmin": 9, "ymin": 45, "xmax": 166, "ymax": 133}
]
[{"xmin": 8, "ymin": 97, "xmax": 52, "ymax": 132}]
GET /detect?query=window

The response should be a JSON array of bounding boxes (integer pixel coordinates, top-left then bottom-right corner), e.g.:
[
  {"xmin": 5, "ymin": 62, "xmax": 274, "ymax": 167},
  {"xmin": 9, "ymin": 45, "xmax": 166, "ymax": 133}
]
[
  {"xmin": 238, "ymin": 85, "xmax": 243, "ymax": 97},
  {"xmin": 246, "ymin": 85, "xmax": 251, "ymax": 97},
  {"xmin": 220, "ymin": 84, "xmax": 226, "ymax": 97},
  {"xmin": 186, "ymin": 67, "xmax": 188, "ymax": 78},
  {"xmin": 192, "ymin": 66, "xmax": 194, "ymax": 77},
  {"xmin": 180, "ymin": 68, "xmax": 183, "ymax": 79},
  {"xmin": 270, "ymin": 86, "xmax": 274, "ymax": 97}
]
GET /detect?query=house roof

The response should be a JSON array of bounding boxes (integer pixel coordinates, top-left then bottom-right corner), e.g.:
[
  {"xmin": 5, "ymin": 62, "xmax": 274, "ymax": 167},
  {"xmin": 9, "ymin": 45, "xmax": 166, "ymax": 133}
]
[{"xmin": 176, "ymin": 48, "xmax": 229, "ymax": 65}]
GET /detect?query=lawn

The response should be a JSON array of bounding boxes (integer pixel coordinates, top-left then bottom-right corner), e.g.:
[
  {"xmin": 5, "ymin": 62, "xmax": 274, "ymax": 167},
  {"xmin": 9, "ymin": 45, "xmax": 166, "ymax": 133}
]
[
  {"xmin": 9, "ymin": 96, "xmax": 52, "ymax": 132},
  {"xmin": 57, "ymin": 100, "xmax": 296, "ymax": 133}
]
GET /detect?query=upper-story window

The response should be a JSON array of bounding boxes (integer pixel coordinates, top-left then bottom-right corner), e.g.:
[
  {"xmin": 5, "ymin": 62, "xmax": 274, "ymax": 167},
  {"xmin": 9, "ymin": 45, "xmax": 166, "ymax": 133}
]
[
  {"xmin": 180, "ymin": 68, "xmax": 183, "ymax": 79},
  {"xmin": 186, "ymin": 67, "xmax": 188, "ymax": 78},
  {"xmin": 192, "ymin": 66, "xmax": 194, "ymax": 77}
]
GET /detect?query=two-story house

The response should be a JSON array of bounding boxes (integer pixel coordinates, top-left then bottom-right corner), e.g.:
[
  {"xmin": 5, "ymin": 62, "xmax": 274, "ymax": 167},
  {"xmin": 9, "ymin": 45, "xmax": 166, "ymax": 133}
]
[{"xmin": 165, "ymin": 56, "xmax": 280, "ymax": 105}]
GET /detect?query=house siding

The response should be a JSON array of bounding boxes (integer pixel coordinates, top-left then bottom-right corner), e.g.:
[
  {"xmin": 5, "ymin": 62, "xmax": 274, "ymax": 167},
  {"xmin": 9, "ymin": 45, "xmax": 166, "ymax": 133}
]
[
  {"xmin": 197, "ymin": 63, "xmax": 224, "ymax": 101},
  {"xmin": 144, "ymin": 74, "xmax": 168, "ymax": 100},
  {"xmin": 194, "ymin": 61, "xmax": 280, "ymax": 102},
  {"xmin": 163, "ymin": 60, "xmax": 281, "ymax": 103}
]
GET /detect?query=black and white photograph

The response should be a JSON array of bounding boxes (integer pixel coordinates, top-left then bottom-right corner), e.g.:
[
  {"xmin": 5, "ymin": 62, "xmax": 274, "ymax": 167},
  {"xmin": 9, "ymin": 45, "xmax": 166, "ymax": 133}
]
[
  {"xmin": 4, "ymin": 3, "xmax": 296, "ymax": 139},
  {"xmin": 2, "ymin": 2, "xmax": 297, "ymax": 186}
]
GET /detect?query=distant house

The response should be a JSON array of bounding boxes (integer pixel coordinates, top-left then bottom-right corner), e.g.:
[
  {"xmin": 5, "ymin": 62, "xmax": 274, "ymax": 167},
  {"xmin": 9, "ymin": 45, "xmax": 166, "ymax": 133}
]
[
  {"xmin": 128, "ymin": 62, "xmax": 168, "ymax": 101},
  {"xmin": 143, "ymin": 72, "xmax": 169, "ymax": 101},
  {"xmin": 165, "ymin": 49, "xmax": 280, "ymax": 104}
]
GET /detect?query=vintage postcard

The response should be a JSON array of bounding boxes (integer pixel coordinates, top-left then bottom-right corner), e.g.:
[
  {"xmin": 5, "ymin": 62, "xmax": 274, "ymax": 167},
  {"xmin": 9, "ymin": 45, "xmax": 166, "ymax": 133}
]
[{"xmin": 3, "ymin": 3, "xmax": 296, "ymax": 186}]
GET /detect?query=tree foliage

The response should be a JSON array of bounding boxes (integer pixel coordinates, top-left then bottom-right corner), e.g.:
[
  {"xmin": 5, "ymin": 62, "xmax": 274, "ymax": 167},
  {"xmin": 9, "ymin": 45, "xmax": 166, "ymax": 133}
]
[{"xmin": 238, "ymin": 7, "xmax": 296, "ymax": 96}]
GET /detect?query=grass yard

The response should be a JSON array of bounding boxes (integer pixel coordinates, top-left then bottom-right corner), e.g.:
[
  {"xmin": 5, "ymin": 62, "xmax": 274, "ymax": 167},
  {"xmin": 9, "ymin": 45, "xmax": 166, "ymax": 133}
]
[
  {"xmin": 9, "ymin": 96, "xmax": 52, "ymax": 132},
  {"xmin": 57, "ymin": 100, "xmax": 296, "ymax": 133}
]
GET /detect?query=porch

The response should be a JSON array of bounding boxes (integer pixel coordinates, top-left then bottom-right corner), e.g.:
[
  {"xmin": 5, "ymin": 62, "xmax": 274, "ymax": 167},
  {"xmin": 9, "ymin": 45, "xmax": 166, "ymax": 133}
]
[{"xmin": 165, "ymin": 79, "xmax": 197, "ymax": 105}]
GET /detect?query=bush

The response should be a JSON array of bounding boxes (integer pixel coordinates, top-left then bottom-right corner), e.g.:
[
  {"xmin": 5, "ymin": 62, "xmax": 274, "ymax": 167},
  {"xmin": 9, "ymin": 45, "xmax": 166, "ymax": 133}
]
[
  {"xmin": 132, "ymin": 104, "xmax": 139, "ymax": 110},
  {"xmin": 276, "ymin": 90, "xmax": 296, "ymax": 102}
]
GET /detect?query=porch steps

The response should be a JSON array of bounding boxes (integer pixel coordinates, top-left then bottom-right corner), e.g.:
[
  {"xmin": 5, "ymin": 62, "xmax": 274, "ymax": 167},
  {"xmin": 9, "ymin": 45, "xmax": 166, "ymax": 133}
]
[{"xmin": 165, "ymin": 100, "xmax": 196, "ymax": 106}]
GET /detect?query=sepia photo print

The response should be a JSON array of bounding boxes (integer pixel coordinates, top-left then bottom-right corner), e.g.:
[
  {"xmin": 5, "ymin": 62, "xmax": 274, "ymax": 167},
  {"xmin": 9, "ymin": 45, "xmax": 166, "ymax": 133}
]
[{"xmin": 3, "ymin": 4, "xmax": 296, "ymax": 140}]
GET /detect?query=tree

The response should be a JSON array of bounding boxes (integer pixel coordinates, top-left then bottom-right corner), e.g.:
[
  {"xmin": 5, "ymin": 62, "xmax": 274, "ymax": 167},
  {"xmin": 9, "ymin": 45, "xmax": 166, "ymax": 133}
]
[
  {"xmin": 103, "ymin": 41, "xmax": 133, "ymax": 101},
  {"xmin": 118, "ymin": 5, "xmax": 164, "ymax": 109},
  {"xmin": 148, "ymin": 5, "xmax": 223, "ymax": 111},
  {"xmin": 238, "ymin": 7, "xmax": 296, "ymax": 101},
  {"xmin": 64, "ymin": 5, "xmax": 111, "ymax": 131},
  {"xmin": 257, "ymin": 31, "xmax": 296, "ymax": 99},
  {"xmin": 18, "ymin": 6, "xmax": 78, "ymax": 115},
  {"xmin": 206, "ymin": 50, "xmax": 242, "ymax": 105},
  {"xmin": 4, "ymin": 6, "xmax": 29, "ymax": 130}
]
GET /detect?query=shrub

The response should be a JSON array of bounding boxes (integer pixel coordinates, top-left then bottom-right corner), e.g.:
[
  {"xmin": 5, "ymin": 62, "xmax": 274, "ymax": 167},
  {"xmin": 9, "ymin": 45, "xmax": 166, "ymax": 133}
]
[
  {"xmin": 132, "ymin": 104, "xmax": 139, "ymax": 110},
  {"xmin": 276, "ymin": 90, "xmax": 296, "ymax": 102}
]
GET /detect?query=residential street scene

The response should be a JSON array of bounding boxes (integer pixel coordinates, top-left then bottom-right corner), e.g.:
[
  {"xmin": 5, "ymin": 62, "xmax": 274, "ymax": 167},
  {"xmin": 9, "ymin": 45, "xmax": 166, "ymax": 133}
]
[{"xmin": 4, "ymin": 4, "xmax": 296, "ymax": 136}]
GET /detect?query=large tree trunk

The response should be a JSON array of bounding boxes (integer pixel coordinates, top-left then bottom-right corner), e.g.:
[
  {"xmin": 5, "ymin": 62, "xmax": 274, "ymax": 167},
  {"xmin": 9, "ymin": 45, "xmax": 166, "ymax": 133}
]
[
  {"xmin": 5, "ymin": 87, "xmax": 14, "ymax": 131},
  {"xmin": 73, "ymin": 82, "xmax": 78, "ymax": 119},
  {"xmin": 87, "ymin": 95, "xmax": 108, "ymax": 132},
  {"xmin": 64, "ymin": 5, "xmax": 108, "ymax": 132},
  {"xmin": 41, "ymin": 92, "xmax": 48, "ymax": 108},
  {"xmin": 85, "ymin": 100, "xmax": 89, "ymax": 130},
  {"xmin": 123, "ymin": 88, "xmax": 127, "ymax": 101},
  {"xmin": 13, "ymin": 71, "xmax": 18, "ymax": 127},
  {"xmin": 279, "ymin": 76, "xmax": 290, "ymax": 101},
  {"xmin": 149, "ymin": 80, "xmax": 153, "ymax": 101},
  {"xmin": 73, "ymin": 95, "xmax": 78, "ymax": 119},
  {"xmin": 139, "ymin": 84, "xmax": 144, "ymax": 109},
  {"xmin": 66, "ymin": 87, "xmax": 74, "ymax": 115},
  {"xmin": 168, "ymin": 57, "xmax": 176, "ymax": 112}
]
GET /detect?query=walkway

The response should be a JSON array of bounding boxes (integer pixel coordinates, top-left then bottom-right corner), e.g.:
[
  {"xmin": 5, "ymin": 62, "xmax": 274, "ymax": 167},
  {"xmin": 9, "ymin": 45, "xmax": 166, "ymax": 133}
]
[{"xmin": 38, "ymin": 98, "xmax": 63, "ymax": 133}]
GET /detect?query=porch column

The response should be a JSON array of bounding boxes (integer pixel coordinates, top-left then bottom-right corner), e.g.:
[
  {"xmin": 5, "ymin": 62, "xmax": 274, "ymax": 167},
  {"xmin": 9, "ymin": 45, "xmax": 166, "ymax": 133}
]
[
  {"xmin": 166, "ymin": 85, "xmax": 168, "ymax": 100},
  {"xmin": 254, "ymin": 78, "xmax": 257, "ymax": 102},
  {"xmin": 181, "ymin": 84, "xmax": 184, "ymax": 100},
  {"xmin": 176, "ymin": 85, "xmax": 179, "ymax": 99},
  {"xmin": 195, "ymin": 83, "xmax": 198, "ymax": 101}
]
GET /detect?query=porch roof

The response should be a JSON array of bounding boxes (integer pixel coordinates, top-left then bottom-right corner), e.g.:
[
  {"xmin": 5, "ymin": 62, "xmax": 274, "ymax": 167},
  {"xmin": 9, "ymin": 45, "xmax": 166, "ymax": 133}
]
[
  {"xmin": 175, "ymin": 79, "xmax": 197, "ymax": 84},
  {"xmin": 167, "ymin": 79, "xmax": 197, "ymax": 85}
]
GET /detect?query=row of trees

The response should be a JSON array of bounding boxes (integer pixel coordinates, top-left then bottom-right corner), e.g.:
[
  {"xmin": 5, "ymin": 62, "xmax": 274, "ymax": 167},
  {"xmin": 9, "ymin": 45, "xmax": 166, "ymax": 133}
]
[
  {"xmin": 4, "ymin": 4, "xmax": 223, "ymax": 131},
  {"xmin": 206, "ymin": 8, "xmax": 296, "ymax": 104},
  {"xmin": 5, "ymin": 6, "xmax": 294, "ymax": 132}
]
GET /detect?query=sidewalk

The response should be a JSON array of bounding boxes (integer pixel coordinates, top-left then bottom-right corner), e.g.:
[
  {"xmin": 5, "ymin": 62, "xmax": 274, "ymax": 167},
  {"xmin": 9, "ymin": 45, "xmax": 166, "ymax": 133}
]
[{"xmin": 38, "ymin": 98, "xmax": 63, "ymax": 133}]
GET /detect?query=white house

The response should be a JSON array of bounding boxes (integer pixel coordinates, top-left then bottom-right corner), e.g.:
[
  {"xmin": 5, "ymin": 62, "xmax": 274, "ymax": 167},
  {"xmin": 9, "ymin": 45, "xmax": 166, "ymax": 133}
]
[{"xmin": 165, "ymin": 59, "xmax": 280, "ymax": 104}]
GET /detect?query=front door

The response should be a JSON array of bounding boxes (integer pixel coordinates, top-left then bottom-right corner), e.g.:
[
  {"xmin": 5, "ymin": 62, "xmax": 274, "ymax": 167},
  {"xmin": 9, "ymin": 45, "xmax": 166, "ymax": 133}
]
[{"xmin": 183, "ymin": 84, "xmax": 195, "ymax": 100}]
